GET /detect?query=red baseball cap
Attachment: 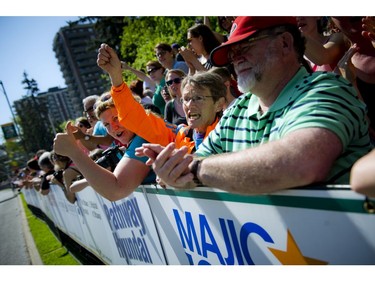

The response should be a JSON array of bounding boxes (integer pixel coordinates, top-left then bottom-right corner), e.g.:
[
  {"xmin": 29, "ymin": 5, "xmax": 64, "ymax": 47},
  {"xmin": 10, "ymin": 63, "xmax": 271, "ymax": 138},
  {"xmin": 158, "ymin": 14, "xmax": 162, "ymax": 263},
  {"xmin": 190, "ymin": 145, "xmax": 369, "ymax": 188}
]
[{"xmin": 210, "ymin": 16, "xmax": 297, "ymax": 67}]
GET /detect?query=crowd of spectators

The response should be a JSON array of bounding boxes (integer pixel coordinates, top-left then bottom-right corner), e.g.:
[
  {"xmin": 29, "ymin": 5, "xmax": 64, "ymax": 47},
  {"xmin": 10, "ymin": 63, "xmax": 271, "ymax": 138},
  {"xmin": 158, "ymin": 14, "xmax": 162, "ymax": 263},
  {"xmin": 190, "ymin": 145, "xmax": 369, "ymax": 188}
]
[{"xmin": 13, "ymin": 16, "xmax": 375, "ymax": 203}]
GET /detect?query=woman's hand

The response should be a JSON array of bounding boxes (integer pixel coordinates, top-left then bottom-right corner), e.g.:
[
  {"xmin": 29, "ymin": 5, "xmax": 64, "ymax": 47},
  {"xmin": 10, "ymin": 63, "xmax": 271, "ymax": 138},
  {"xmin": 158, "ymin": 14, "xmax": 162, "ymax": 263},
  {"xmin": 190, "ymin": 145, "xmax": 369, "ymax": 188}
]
[{"xmin": 54, "ymin": 121, "xmax": 82, "ymax": 158}]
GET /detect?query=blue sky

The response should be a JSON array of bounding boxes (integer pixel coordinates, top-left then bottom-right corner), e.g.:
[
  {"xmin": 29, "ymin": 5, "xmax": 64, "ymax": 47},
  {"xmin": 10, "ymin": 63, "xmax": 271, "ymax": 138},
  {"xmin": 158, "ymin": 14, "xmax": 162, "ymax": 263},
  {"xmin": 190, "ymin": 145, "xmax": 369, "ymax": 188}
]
[{"xmin": 0, "ymin": 16, "xmax": 80, "ymax": 141}]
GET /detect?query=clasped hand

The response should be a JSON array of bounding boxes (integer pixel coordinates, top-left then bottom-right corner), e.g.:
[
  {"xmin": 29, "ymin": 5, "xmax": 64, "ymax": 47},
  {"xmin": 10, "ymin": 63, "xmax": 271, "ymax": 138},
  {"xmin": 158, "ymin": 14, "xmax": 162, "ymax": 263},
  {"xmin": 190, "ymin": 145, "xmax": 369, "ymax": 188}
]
[{"xmin": 135, "ymin": 143, "xmax": 197, "ymax": 189}]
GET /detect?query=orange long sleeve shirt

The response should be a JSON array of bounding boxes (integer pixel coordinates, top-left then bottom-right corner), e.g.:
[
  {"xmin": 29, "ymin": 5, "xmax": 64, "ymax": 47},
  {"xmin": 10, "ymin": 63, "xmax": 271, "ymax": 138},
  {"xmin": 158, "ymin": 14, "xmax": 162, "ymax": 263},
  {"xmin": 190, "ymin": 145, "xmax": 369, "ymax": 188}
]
[
  {"xmin": 111, "ymin": 82, "xmax": 176, "ymax": 147},
  {"xmin": 111, "ymin": 82, "xmax": 219, "ymax": 154}
]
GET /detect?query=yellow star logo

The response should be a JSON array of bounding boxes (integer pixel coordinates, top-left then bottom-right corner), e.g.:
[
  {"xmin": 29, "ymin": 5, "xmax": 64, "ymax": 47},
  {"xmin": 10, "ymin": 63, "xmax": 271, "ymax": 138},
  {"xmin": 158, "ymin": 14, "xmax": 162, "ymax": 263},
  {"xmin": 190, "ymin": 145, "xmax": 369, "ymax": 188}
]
[{"xmin": 268, "ymin": 230, "xmax": 328, "ymax": 265}]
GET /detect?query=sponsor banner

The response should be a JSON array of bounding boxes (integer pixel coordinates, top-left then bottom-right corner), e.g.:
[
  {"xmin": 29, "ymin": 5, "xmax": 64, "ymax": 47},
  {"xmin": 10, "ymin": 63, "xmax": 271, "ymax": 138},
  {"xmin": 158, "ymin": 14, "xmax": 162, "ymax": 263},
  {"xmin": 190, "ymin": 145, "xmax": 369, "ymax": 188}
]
[
  {"xmin": 143, "ymin": 185, "xmax": 375, "ymax": 265},
  {"xmin": 74, "ymin": 186, "xmax": 124, "ymax": 265},
  {"xmin": 22, "ymin": 183, "xmax": 375, "ymax": 265},
  {"xmin": 51, "ymin": 186, "xmax": 86, "ymax": 244},
  {"xmin": 97, "ymin": 186, "xmax": 167, "ymax": 265}
]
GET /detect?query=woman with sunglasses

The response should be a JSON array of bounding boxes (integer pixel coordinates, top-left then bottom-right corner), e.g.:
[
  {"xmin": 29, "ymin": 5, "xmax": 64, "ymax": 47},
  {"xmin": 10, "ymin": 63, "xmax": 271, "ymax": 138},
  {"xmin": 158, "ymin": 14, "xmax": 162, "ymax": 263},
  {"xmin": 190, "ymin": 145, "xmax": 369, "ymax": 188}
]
[
  {"xmin": 154, "ymin": 42, "xmax": 188, "ymax": 74},
  {"xmin": 146, "ymin": 60, "xmax": 168, "ymax": 115},
  {"xmin": 164, "ymin": 69, "xmax": 187, "ymax": 127},
  {"xmin": 153, "ymin": 43, "xmax": 188, "ymax": 114}
]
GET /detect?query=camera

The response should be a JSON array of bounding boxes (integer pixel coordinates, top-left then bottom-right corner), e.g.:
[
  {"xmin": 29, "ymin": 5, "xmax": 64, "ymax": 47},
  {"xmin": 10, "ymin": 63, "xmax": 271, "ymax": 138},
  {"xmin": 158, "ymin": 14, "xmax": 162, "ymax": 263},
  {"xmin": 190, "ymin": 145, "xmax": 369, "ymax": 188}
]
[
  {"xmin": 53, "ymin": 170, "xmax": 64, "ymax": 183},
  {"xmin": 95, "ymin": 145, "xmax": 124, "ymax": 171}
]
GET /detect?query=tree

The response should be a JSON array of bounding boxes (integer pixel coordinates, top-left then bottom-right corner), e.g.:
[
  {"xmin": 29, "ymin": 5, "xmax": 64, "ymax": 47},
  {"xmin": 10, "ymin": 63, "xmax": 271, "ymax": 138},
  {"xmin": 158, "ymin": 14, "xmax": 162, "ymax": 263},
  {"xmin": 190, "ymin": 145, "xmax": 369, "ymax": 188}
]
[{"xmin": 15, "ymin": 72, "xmax": 55, "ymax": 154}]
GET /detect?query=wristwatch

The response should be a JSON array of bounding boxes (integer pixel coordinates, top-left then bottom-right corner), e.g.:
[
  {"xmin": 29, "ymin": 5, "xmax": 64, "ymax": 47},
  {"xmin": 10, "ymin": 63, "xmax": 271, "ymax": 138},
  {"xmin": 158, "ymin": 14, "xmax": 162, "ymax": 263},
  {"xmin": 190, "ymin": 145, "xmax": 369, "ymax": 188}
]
[
  {"xmin": 190, "ymin": 158, "xmax": 203, "ymax": 186},
  {"xmin": 84, "ymin": 135, "xmax": 90, "ymax": 141}
]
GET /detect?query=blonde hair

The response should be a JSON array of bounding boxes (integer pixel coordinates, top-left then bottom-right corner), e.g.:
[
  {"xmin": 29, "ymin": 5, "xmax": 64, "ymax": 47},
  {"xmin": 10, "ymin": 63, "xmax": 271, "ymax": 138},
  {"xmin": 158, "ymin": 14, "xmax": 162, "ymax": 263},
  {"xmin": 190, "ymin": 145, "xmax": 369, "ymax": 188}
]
[
  {"xmin": 166, "ymin": 69, "xmax": 186, "ymax": 80},
  {"xmin": 94, "ymin": 96, "xmax": 114, "ymax": 119}
]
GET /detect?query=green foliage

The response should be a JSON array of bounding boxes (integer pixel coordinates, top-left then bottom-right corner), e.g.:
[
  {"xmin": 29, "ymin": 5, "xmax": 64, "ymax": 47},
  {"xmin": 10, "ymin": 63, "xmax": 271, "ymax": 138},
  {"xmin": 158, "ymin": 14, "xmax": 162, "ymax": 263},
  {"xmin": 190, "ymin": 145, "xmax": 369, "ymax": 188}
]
[
  {"xmin": 58, "ymin": 119, "xmax": 75, "ymax": 133},
  {"xmin": 4, "ymin": 140, "xmax": 28, "ymax": 167},
  {"xmin": 119, "ymin": 16, "xmax": 198, "ymax": 83},
  {"xmin": 65, "ymin": 16, "xmax": 210, "ymax": 86}
]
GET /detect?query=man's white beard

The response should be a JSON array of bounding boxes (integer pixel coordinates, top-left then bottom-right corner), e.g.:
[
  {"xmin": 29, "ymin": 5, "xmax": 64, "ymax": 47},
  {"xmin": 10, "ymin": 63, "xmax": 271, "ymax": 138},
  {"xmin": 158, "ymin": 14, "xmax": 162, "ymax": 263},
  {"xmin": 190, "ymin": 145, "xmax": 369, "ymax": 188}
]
[
  {"xmin": 235, "ymin": 48, "xmax": 277, "ymax": 94},
  {"xmin": 237, "ymin": 71, "xmax": 257, "ymax": 93}
]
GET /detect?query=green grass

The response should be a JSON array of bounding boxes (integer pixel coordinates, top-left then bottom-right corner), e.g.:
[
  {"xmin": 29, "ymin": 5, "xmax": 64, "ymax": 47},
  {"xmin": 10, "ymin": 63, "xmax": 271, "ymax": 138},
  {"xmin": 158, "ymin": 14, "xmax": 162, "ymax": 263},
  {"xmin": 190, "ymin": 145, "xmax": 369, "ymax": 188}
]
[{"xmin": 20, "ymin": 193, "xmax": 80, "ymax": 265}]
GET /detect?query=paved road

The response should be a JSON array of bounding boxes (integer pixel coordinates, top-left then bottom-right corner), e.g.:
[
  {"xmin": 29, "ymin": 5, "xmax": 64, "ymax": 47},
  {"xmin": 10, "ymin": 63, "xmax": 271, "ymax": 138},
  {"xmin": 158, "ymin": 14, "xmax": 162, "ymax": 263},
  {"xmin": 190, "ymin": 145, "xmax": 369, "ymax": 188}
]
[{"xmin": 0, "ymin": 188, "xmax": 41, "ymax": 265}]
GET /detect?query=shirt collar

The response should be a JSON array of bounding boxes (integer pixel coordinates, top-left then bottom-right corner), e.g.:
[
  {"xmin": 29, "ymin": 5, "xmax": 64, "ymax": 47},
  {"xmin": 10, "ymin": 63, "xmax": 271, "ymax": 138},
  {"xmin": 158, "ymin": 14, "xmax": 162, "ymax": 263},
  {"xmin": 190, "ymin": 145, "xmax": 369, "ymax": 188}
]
[{"xmin": 247, "ymin": 67, "xmax": 307, "ymax": 116}]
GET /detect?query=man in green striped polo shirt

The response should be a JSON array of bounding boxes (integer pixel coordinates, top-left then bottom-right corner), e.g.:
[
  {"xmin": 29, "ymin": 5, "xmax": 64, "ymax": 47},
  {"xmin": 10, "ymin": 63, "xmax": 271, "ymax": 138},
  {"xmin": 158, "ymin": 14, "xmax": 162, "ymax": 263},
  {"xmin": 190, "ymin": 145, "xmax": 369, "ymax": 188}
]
[{"xmin": 140, "ymin": 16, "xmax": 372, "ymax": 195}]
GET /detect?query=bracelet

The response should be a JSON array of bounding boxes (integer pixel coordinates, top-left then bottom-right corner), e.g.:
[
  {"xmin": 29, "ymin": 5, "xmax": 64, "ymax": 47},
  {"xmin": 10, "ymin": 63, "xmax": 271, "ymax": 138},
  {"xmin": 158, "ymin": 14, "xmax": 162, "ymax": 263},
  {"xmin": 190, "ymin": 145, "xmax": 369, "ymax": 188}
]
[{"xmin": 190, "ymin": 158, "xmax": 203, "ymax": 186}]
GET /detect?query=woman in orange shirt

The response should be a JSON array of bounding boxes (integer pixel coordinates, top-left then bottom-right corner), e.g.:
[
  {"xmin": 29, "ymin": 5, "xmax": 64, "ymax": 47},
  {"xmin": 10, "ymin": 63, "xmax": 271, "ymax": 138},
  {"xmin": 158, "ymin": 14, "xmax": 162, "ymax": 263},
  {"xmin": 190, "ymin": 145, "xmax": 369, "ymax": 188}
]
[{"xmin": 96, "ymin": 43, "xmax": 226, "ymax": 154}]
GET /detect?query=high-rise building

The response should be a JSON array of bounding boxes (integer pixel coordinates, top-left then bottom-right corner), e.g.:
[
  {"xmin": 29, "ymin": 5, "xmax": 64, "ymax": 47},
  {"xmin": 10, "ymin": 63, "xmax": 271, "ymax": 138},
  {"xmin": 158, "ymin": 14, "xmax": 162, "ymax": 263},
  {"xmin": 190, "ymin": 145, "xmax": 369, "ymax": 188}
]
[
  {"xmin": 53, "ymin": 23, "xmax": 108, "ymax": 118},
  {"xmin": 14, "ymin": 86, "xmax": 75, "ymax": 132},
  {"xmin": 37, "ymin": 86, "xmax": 75, "ymax": 126}
]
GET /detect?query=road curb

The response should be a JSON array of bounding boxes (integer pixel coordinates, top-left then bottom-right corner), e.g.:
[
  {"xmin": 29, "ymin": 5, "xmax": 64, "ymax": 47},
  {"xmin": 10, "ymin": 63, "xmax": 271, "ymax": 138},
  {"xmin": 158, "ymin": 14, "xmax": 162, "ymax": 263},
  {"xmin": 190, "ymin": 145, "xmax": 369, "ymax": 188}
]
[{"xmin": 18, "ymin": 193, "xmax": 43, "ymax": 265}]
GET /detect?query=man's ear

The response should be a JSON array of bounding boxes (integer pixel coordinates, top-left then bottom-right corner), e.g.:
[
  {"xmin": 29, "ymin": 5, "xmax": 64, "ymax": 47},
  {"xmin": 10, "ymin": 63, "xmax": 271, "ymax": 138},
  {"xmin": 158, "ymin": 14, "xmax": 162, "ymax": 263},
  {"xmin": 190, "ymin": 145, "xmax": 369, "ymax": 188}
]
[{"xmin": 279, "ymin": 32, "xmax": 294, "ymax": 54}]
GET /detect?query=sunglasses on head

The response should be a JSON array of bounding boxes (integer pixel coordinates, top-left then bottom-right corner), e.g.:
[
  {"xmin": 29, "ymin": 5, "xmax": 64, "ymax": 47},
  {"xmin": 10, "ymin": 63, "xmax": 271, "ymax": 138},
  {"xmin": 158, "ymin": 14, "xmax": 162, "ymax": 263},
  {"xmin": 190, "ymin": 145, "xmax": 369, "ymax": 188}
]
[
  {"xmin": 93, "ymin": 94, "xmax": 112, "ymax": 110},
  {"xmin": 147, "ymin": 67, "xmax": 160, "ymax": 75},
  {"xmin": 166, "ymin": 77, "xmax": 183, "ymax": 87}
]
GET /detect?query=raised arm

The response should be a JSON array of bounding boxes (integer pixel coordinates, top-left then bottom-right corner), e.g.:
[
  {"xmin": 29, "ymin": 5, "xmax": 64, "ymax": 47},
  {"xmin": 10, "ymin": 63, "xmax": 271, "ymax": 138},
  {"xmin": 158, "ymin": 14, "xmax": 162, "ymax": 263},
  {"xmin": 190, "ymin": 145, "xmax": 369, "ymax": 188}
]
[
  {"xmin": 97, "ymin": 43, "xmax": 175, "ymax": 146},
  {"xmin": 304, "ymin": 32, "xmax": 346, "ymax": 66},
  {"xmin": 121, "ymin": 61, "xmax": 156, "ymax": 87}
]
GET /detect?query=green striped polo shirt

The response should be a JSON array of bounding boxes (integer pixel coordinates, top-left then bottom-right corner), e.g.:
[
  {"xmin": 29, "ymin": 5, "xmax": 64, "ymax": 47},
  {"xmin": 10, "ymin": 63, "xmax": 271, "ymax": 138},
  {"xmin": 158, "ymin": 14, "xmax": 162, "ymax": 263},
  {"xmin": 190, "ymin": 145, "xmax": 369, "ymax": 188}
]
[{"xmin": 196, "ymin": 67, "xmax": 372, "ymax": 184}]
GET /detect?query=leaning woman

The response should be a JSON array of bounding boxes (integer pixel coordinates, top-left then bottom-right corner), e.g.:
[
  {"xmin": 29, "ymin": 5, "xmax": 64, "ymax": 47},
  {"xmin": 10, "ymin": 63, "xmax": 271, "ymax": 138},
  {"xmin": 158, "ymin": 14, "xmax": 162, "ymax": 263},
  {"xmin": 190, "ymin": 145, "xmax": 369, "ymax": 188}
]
[{"xmin": 53, "ymin": 97, "xmax": 156, "ymax": 202}]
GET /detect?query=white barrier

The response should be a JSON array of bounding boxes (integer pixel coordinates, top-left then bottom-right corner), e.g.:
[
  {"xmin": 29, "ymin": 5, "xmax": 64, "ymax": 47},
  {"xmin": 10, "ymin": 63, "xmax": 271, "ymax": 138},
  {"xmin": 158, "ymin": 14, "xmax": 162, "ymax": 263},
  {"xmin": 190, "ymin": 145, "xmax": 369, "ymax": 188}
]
[{"xmin": 22, "ymin": 184, "xmax": 375, "ymax": 265}]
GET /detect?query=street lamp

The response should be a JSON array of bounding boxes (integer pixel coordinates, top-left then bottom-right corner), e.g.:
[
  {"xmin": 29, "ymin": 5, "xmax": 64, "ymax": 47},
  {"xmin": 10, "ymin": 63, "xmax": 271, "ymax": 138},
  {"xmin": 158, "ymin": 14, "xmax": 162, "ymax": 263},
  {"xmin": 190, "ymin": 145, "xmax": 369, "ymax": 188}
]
[
  {"xmin": 0, "ymin": 80, "xmax": 29, "ymax": 161},
  {"xmin": 0, "ymin": 80, "xmax": 21, "ymax": 137}
]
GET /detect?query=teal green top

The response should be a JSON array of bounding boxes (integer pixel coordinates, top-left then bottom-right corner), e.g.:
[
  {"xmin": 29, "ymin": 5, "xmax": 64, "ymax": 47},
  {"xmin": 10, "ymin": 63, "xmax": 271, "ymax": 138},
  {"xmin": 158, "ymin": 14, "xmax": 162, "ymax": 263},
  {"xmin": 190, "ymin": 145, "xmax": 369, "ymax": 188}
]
[
  {"xmin": 152, "ymin": 77, "xmax": 166, "ymax": 116},
  {"xmin": 124, "ymin": 135, "xmax": 156, "ymax": 184}
]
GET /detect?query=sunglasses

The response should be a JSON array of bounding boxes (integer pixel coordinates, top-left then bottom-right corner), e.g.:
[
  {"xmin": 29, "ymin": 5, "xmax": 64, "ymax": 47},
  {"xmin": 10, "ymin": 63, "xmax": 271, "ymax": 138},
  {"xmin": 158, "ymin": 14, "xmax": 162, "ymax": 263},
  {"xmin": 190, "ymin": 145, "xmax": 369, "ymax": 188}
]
[
  {"xmin": 147, "ymin": 67, "xmax": 160, "ymax": 75},
  {"xmin": 93, "ymin": 94, "xmax": 112, "ymax": 110},
  {"xmin": 166, "ymin": 77, "xmax": 183, "ymax": 87}
]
